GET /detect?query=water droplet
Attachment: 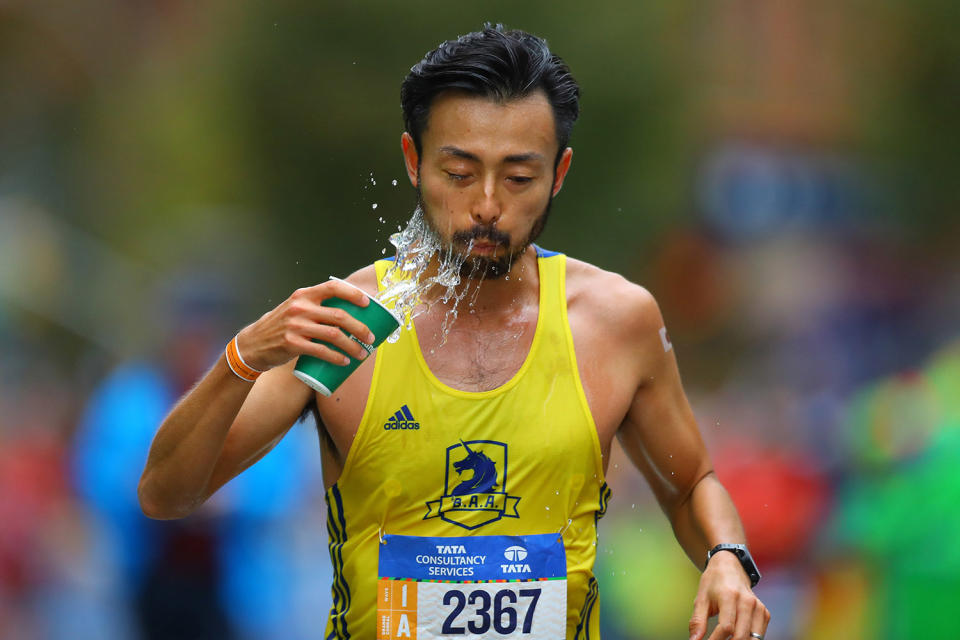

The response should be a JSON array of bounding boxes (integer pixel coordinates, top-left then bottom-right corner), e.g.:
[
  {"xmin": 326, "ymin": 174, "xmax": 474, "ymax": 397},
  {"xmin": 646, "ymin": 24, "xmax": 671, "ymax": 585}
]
[
  {"xmin": 372, "ymin": 203, "xmax": 378, "ymax": 210},
  {"xmin": 378, "ymin": 217, "xmax": 384, "ymax": 223},
  {"xmin": 545, "ymin": 506, "xmax": 550, "ymax": 510},
  {"xmin": 631, "ymin": 503, "xmax": 635, "ymax": 509},
  {"xmin": 392, "ymin": 179, "xmax": 398, "ymax": 186},
  {"xmin": 381, "ymin": 248, "xmax": 387, "ymax": 255},
  {"xmin": 670, "ymin": 471, "xmax": 675, "ymax": 476}
]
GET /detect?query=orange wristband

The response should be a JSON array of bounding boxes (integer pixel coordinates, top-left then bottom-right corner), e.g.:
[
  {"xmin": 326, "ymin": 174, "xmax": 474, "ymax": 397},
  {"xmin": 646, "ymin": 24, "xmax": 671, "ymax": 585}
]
[{"xmin": 225, "ymin": 335, "xmax": 263, "ymax": 382}]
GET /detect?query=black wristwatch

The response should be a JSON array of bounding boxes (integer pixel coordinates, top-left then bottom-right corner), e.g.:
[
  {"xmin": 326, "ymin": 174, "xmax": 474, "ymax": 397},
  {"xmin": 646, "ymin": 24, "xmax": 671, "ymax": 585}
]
[{"xmin": 705, "ymin": 543, "xmax": 761, "ymax": 588}]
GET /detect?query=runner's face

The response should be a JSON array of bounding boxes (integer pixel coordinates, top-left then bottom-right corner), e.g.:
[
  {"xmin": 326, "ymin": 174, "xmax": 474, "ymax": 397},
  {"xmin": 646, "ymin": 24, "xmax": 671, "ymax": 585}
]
[{"xmin": 402, "ymin": 91, "xmax": 572, "ymax": 279}]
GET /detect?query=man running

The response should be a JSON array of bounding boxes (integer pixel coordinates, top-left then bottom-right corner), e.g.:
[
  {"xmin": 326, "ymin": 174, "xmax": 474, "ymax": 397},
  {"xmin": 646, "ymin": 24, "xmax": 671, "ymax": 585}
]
[{"xmin": 139, "ymin": 24, "xmax": 770, "ymax": 640}]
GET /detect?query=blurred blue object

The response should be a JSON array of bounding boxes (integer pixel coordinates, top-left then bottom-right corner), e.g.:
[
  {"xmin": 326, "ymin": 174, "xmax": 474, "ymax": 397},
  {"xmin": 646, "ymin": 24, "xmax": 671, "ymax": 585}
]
[
  {"xmin": 72, "ymin": 363, "xmax": 172, "ymax": 584},
  {"xmin": 71, "ymin": 361, "xmax": 330, "ymax": 638}
]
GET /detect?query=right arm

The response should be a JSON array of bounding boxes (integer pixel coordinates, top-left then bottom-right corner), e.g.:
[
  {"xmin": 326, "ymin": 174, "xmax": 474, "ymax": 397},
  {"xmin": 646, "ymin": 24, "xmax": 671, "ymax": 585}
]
[{"xmin": 137, "ymin": 280, "xmax": 376, "ymax": 519}]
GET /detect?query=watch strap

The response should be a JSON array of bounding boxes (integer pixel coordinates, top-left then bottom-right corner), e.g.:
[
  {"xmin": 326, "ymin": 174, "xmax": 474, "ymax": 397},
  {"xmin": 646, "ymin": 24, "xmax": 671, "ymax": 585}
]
[{"xmin": 706, "ymin": 543, "xmax": 761, "ymax": 588}]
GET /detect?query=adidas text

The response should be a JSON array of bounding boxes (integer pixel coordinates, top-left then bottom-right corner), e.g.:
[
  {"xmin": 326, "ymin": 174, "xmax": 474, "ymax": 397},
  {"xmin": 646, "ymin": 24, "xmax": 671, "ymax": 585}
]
[{"xmin": 384, "ymin": 420, "xmax": 419, "ymax": 430}]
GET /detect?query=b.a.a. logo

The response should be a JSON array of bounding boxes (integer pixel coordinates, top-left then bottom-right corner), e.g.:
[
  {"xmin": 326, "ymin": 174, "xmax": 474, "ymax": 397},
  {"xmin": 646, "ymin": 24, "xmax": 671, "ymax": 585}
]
[{"xmin": 424, "ymin": 440, "xmax": 520, "ymax": 530}]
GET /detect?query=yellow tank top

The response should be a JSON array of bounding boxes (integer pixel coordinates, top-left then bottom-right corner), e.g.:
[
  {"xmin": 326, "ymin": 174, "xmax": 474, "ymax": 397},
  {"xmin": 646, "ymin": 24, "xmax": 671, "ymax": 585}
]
[{"xmin": 324, "ymin": 248, "xmax": 610, "ymax": 639}]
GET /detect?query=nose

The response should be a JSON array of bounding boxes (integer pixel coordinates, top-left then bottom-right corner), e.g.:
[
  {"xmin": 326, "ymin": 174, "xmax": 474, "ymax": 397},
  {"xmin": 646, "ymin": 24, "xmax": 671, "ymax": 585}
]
[{"xmin": 471, "ymin": 174, "xmax": 501, "ymax": 226}]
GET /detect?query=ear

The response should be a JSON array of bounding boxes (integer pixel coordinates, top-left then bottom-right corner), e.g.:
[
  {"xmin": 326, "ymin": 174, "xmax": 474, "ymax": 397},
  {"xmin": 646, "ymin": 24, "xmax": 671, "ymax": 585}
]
[
  {"xmin": 551, "ymin": 147, "xmax": 573, "ymax": 197},
  {"xmin": 401, "ymin": 132, "xmax": 420, "ymax": 188}
]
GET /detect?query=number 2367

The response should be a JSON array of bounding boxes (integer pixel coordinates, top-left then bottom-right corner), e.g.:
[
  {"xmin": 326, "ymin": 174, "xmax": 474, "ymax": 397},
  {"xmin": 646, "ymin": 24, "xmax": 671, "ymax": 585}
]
[{"xmin": 441, "ymin": 588, "xmax": 541, "ymax": 635}]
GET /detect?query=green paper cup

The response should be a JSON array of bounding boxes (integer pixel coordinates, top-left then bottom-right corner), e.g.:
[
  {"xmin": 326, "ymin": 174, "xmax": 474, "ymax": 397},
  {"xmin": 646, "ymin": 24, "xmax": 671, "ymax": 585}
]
[{"xmin": 292, "ymin": 276, "xmax": 400, "ymax": 396}]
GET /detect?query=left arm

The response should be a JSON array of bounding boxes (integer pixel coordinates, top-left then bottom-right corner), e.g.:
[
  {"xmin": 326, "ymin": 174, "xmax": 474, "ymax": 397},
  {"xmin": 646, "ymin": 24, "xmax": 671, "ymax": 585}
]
[{"xmin": 615, "ymin": 287, "xmax": 770, "ymax": 640}]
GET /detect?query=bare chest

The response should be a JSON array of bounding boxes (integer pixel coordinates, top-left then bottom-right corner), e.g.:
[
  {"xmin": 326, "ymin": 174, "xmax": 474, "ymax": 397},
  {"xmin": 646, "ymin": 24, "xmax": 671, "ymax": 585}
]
[
  {"xmin": 416, "ymin": 302, "xmax": 638, "ymax": 449},
  {"xmin": 415, "ymin": 309, "xmax": 537, "ymax": 392}
]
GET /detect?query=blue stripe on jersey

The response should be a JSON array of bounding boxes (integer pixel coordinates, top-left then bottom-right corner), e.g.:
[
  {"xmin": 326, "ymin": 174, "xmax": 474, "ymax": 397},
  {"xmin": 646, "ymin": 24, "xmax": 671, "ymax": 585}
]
[{"xmin": 534, "ymin": 244, "xmax": 561, "ymax": 258}]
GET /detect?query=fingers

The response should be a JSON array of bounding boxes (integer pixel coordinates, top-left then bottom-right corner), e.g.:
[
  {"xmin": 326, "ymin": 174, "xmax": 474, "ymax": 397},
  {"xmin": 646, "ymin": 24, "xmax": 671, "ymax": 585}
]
[
  {"xmin": 752, "ymin": 599, "xmax": 771, "ymax": 638},
  {"xmin": 298, "ymin": 320, "xmax": 370, "ymax": 362},
  {"xmin": 688, "ymin": 594, "xmax": 709, "ymax": 640},
  {"xmin": 290, "ymin": 333, "xmax": 354, "ymax": 366},
  {"xmin": 732, "ymin": 595, "xmax": 755, "ymax": 640},
  {"xmin": 309, "ymin": 280, "xmax": 371, "ymax": 309},
  {"xmin": 289, "ymin": 287, "xmax": 376, "ymax": 344},
  {"xmin": 705, "ymin": 592, "xmax": 736, "ymax": 640},
  {"xmin": 694, "ymin": 592, "xmax": 770, "ymax": 640}
]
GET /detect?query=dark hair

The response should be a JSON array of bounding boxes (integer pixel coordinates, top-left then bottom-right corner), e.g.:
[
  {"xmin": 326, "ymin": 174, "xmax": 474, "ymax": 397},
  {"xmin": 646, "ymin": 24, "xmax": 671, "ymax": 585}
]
[{"xmin": 401, "ymin": 24, "xmax": 580, "ymax": 164}]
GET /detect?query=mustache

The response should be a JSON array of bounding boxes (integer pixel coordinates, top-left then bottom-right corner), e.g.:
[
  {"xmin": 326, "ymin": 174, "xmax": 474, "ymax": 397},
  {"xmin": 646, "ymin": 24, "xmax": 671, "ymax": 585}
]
[{"xmin": 452, "ymin": 225, "xmax": 512, "ymax": 247}]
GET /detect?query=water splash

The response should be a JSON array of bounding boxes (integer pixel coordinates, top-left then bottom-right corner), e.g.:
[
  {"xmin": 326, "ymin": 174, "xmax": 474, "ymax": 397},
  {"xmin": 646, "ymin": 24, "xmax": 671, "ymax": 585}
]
[{"xmin": 377, "ymin": 206, "xmax": 477, "ymax": 345}]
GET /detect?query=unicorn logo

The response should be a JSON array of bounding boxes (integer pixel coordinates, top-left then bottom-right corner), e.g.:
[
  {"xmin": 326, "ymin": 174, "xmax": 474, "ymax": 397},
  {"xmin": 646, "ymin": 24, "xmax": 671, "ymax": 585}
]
[
  {"xmin": 451, "ymin": 440, "xmax": 499, "ymax": 495},
  {"xmin": 424, "ymin": 439, "xmax": 521, "ymax": 530}
]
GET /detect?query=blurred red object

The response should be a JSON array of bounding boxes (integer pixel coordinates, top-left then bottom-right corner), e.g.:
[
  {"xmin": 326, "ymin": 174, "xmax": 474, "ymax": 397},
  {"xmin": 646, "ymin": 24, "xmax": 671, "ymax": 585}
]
[
  {"xmin": 0, "ymin": 431, "xmax": 69, "ymax": 591},
  {"xmin": 714, "ymin": 440, "xmax": 831, "ymax": 569}
]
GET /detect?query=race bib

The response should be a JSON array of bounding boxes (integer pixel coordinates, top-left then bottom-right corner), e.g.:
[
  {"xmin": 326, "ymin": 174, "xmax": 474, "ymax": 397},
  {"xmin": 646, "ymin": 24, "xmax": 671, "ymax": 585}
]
[{"xmin": 377, "ymin": 533, "xmax": 566, "ymax": 639}]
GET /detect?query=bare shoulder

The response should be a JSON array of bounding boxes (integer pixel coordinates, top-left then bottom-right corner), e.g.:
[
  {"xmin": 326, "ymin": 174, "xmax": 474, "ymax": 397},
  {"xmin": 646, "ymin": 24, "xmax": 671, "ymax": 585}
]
[
  {"xmin": 343, "ymin": 264, "xmax": 380, "ymax": 297},
  {"xmin": 565, "ymin": 256, "xmax": 663, "ymax": 337}
]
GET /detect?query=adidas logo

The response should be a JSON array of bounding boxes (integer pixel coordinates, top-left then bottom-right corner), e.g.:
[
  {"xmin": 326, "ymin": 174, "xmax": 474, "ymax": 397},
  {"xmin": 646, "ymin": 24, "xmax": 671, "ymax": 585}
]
[{"xmin": 383, "ymin": 404, "xmax": 420, "ymax": 431}]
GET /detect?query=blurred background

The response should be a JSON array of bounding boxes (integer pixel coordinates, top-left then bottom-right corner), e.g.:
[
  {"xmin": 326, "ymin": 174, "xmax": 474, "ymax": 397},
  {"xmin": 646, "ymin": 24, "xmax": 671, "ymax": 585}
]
[{"xmin": 1, "ymin": 0, "xmax": 958, "ymax": 638}]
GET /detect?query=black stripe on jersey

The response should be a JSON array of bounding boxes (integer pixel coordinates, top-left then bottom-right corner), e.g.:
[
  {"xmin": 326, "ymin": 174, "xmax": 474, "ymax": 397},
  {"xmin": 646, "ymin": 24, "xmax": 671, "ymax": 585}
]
[
  {"xmin": 325, "ymin": 499, "xmax": 342, "ymax": 639},
  {"xmin": 595, "ymin": 482, "xmax": 612, "ymax": 527},
  {"xmin": 325, "ymin": 485, "xmax": 351, "ymax": 639},
  {"xmin": 574, "ymin": 576, "xmax": 600, "ymax": 639}
]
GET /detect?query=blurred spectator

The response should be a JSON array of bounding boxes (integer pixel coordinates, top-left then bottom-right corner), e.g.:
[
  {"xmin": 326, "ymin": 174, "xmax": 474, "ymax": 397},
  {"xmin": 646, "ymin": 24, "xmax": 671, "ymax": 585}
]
[{"xmin": 70, "ymin": 275, "xmax": 330, "ymax": 639}]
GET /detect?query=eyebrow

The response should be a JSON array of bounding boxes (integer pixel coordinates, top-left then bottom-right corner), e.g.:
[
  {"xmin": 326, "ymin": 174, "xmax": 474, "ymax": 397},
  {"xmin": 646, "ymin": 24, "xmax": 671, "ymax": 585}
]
[{"xmin": 438, "ymin": 146, "xmax": 546, "ymax": 164}]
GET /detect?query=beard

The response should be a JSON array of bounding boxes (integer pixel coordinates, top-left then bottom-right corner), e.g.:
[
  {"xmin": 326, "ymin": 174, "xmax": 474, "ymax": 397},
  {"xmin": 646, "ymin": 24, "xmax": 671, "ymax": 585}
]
[{"xmin": 417, "ymin": 185, "xmax": 553, "ymax": 280}]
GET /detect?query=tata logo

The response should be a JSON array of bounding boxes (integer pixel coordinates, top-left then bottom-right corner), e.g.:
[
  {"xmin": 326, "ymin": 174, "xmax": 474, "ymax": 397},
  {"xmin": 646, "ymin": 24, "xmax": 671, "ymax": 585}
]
[
  {"xmin": 424, "ymin": 440, "xmax": 521, "ymax": 531},
  {"xmin": 501, "ymin": 545, "xmax": 531, "ymax": 573},
  {"xmin": 503, "ymin": 546, "xmax": 527, "ymax": 562}
]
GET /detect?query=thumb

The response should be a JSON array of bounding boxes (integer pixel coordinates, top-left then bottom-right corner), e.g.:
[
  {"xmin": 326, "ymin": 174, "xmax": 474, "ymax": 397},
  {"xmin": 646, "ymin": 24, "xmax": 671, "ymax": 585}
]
[{"xmin": 689, "ymin": 595, "xmax": 708, "ymax": 640}]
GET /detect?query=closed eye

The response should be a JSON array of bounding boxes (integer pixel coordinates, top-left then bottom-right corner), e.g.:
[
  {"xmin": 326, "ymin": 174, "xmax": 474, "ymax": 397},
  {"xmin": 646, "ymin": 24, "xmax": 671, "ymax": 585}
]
[
  {"xmin": 508, "ymin": 176, "xmax": 533, "ymax": 184},
  {"xmin": 445, "ymin": 171, "xmax": 469, "ymax": 181}
]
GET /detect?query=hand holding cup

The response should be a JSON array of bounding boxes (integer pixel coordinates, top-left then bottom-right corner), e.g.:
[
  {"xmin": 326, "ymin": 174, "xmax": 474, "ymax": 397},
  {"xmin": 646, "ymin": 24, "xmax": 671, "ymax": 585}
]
[
  {"xmin": 235, "ymin": 278, "xmax": 378, "ymax": 372},
  {"xmin": 293, "ymin": 277, "xmax": 400, "ymax": 396}
]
